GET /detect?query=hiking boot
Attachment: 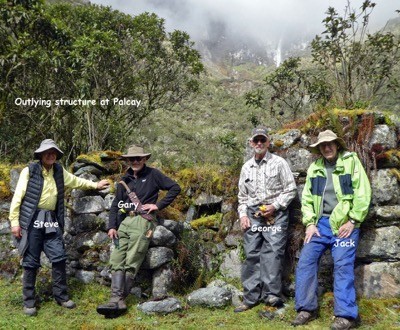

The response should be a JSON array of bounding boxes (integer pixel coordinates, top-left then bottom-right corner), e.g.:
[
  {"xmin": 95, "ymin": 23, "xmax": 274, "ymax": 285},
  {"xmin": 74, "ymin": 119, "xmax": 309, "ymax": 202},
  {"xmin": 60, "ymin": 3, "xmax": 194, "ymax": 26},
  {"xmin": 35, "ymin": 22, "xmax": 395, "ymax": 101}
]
[
  {"xmin": 97, "ymin": 271, "xmax": 127, "ymax": 318},
  {"xmin": 331, "ymin": 316, "xmax": 360, "ymax": 330},
  {"xmin": 23, "ymin": 306, "xmax": 37, "ymax": 316},
  {"xmin": 233, "ymin": 304, "xmax": 253, "ymax": 313},
  {"xmin": 58, "ymin": 299, "xmax": 76, "ymax": 309},
  {"xmin": 291, "ymin": 310, "xmax": 317, "ymax": 326},
  {"xmin": 265, "ymin": 295, "xmax": 284, "ymax": 308}
]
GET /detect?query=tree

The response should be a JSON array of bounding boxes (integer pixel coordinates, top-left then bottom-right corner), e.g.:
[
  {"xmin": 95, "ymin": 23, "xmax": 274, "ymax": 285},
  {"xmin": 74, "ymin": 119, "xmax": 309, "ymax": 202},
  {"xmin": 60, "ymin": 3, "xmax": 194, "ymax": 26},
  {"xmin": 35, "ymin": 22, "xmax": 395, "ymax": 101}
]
[
  {"xmin": 245, "ymin": 57, "xmax": 330, "ymax": 122},
  {"xmin": 0, "ymin": 0, "xmax": 204, "ymax": 162},
  {"xmin": 311, "ymin": 0, "xmax": 400, "ymax": 108}
]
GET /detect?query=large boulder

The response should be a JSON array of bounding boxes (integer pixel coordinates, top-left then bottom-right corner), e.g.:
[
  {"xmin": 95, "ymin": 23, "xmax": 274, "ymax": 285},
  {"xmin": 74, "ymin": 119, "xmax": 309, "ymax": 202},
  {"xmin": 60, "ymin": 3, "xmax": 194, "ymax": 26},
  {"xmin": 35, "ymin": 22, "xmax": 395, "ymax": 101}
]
[
  {"xmin": 187, "ymin": 286, "xmax": 232, "ymax": 307},
  {"xmin": 355, "ymin": 262, "xmax": 400, "ymax": 298}
]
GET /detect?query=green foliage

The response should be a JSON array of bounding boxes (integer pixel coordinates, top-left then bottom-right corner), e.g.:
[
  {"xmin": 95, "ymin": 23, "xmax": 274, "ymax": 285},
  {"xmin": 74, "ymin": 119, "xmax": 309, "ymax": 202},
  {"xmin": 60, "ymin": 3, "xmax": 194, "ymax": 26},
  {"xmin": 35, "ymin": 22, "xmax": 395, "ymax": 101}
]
[
  {"xmin": 0, "ymin": 0, "xmax": 204, "ymax": 163},
  {"xmin": 245, "ymin": 57, "xmax": 331, "ymax": 123},
  {"xmin": 171, "ymin": 230, "xmax": 206, "ymax": 293}
]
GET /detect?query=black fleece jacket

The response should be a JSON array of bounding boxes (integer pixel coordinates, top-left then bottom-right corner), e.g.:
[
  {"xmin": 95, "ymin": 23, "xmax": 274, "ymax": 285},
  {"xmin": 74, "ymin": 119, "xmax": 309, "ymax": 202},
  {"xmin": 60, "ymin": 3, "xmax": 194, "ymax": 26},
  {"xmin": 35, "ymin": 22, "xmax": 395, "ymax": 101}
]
[{"xmin": 108, "ymin": 165, "xmax": 181, "ymax": 230}]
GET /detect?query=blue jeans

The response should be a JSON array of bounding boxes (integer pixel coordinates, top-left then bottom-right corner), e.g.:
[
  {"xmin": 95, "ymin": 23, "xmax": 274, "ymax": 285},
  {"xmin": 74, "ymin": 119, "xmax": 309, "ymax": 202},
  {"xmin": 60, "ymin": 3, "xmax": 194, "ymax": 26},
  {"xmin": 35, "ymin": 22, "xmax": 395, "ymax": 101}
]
[{"xmin": 295, "ymin": 216, "xmax": 360, "ymax": 319}]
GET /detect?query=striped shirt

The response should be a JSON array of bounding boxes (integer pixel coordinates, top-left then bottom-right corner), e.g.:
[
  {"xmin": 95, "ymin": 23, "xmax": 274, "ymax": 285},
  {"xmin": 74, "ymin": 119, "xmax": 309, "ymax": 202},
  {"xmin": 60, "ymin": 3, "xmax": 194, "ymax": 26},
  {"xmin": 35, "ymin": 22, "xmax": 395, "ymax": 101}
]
[{"xmin": 238, "ymin": 151, "xmax": 297, "ymax": 218}]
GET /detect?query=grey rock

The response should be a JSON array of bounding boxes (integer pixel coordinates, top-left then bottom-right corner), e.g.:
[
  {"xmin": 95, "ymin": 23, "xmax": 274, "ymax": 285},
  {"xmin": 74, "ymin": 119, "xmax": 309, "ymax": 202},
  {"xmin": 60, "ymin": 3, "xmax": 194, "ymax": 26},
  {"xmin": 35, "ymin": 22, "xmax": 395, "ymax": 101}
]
[
  {"xmin": 0, "ymin": 221, "xmax": 10, "ymax": 235},
  {"xmin": 73, "ymin": 214, "xmax": 105, "ymax": 233},
  {"xmin": 152, "ymin": 264, "xmax": 173, "ymax": 299},
  {"xmin": 373, "ymin": 205, "xmax": 400, "ymax": 226},
  {"xmin": 74, "ymin": 165, "xmax": 103, "ymax": 177},
  {"xmin": 370, "ymin": 170, "xmax": 400, "ymax": 205},
  {"xmin": 270, "ymin": 129, "xmax": 301, "ymax": 149},
  {"xmin": 79, "ymin": 250, "xmax": 100, "ymax": 269},
  {"xmin": 207, "ymin": 280, "xmax": 243, "ymax": 307},
  {"xmin": 221, "ymin": 201, "xmax": 234, "ymax": 214},
  {"xmin": 357, "ymin": 226, "xmax": 400, "ymax": 260},
  {"xmin": 224, "ymin": 234, "xmax": 242, "ymax": 247},
  {"xmin": 74, "ymin": 231, "xmax": 109, "ymax": 253},
  {"xmin": 194, "ymin": 192, "xmax": 223, "ymax": 206},
  {"xmin": 151, "ymin": 226, "xmax": 176, "ymax": 247},
  {"xmin": 63, "ymin": 216, "xmax": 73, "ymax": 235},
  {"xmin": 72, "ymin": 195, "xmax": 105, "ymax": 214},
  {"xmin": 9, "ymin": 168, "xmax": 22, "ymax": 193},
  {"xmin": 142, "ymin": 247, "xmax": 174, "ymax": 270},
  {"xmin": 72, "ymin": 161, "xmax": 87, "ymax": 173},
  {"xmin": 220, "ymin": 248, "xmax": 242, "ymax": 279},
  {"xmin": 185, "ymin": 205, "xmax": 196, "ymax": 223},
  {"xmin": 299, "ymin": 134, "xmax": 312, "ymax": 148},
  {"xmin": 187, "ymin": 286, "xmax": 232, "ymax": 307},
  {"xmin": 137, "ymin": 297, "xmax": 182, "ymax": 315},
  {"xmin": 75, "ymin": 269, "xmax": 95, "ymax": 284},
  {"xmin": 76, "ymin": 172, "xmax": 98, "ymax": 182},
  {"xmin": 158, "ymin": 219, "xmax": 183, "ymax": 236},
  {"xmin": 70, "ymin": 188, "xmax": 88, "ymax": 200},
  {"xmin": 104, "ymin": 194, "xmax": 115, "ymax": 210},
  {"xmin": 285, "ymin": 148, "xmax": 314, "ymax": 174},
  {"xmin": 97, "ymin": 211, "xmax": 109, "ymax": 226},
  {"xmin": 355, "ymin": 262, "xmax": 400, "ymax": 298},
  {"xmin": 0, "ymin": 201, "xmax": 10, "ymax": 211},
  {"xmin": 369, "ymin": 125, "xmax": 397, "ymax": 149}
]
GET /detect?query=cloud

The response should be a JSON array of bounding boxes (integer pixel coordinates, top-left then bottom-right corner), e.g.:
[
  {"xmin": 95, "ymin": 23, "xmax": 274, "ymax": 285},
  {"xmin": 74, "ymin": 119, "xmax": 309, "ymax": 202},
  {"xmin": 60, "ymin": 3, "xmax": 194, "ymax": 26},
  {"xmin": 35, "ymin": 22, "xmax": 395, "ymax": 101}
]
[{"xmin": 90, "ymin": 0, "xmax": 399, "ymax": 45}]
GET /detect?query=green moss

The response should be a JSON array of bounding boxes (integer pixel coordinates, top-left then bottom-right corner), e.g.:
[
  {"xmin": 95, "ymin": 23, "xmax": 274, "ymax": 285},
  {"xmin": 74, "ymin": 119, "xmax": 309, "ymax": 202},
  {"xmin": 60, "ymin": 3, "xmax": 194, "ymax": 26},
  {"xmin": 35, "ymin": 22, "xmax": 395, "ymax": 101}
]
[
  {"xmin": 76, "ymin": 151, "xmax": 103, "ymax": 165},
  {"xmin": 389, "ymin": 168, "xmax": 400, "ymax": 182},
  {"xmin": 99, "ymin": 150, "xmax": 122, "ymax": 160},
  {"xmin": 172, "ymin": 164, "xmax": 238, "ymax": 198},
  {"xmin": 381, "ymin": 149, "xmax": 400, "ymax": 168},
  {"xmin": 273, "ymin": 139, "xmax": 284, "ymax": 148},
  {"xmin": 0, "ymin": 162, "xmax": 20, "ymax": 199},
  {"xmin": 191, "ymin": 213, "xmax": 222, "ymax": 230}
]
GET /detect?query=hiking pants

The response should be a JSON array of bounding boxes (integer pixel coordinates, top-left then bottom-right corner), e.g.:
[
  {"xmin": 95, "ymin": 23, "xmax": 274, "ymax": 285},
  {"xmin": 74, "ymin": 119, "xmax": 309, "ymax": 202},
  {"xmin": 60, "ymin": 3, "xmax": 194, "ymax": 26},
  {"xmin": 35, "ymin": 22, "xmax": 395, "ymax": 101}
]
[
  {"xmin": 241, "ymin": 207, "xmax": 289, "ymax": 306},
  {"xmin": 295, "ymin": 216, "xmax": 360, "ymax": 319},
  {"xmin": 110, "ymin": 215, "xmax": 155, "ymax": 275}
]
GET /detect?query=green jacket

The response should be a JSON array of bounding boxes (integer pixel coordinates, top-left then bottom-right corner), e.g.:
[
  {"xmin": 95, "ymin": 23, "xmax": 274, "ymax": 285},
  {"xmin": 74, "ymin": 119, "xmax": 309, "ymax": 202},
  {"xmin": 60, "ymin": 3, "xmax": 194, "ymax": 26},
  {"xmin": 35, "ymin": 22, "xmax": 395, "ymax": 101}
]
[{"xmin": 301, "ymin": 151, "xmax": 371, "ymax": 235}]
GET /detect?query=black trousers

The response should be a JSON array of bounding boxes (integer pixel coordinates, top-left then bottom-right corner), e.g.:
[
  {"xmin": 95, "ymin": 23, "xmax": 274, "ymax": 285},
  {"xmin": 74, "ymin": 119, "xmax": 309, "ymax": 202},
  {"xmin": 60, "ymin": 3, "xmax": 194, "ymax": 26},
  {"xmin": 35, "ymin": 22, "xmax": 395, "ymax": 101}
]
[
  {"xmin": 22, "ymin": 222, "xmax": 66, "ymax": 269},
  {"xmin": 22, "ymin": 217, "xmax": 69, "ymax": 307}
]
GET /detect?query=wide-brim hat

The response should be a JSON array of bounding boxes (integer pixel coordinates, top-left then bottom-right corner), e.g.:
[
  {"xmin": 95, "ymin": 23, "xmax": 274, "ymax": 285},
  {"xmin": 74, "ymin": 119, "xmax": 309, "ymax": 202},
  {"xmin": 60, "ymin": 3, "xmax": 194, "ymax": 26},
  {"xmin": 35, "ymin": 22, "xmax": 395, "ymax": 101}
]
[
  {"xmin": 309, "ymin": 130, "xmax": 347, "ymax": 154},
  {"xmin": 34, "ymin": 139, "xmax": 64, "ymax": 160},
  {"xmin": 121, "ymin": 145, "xmax": 151, "ymax": 159}
]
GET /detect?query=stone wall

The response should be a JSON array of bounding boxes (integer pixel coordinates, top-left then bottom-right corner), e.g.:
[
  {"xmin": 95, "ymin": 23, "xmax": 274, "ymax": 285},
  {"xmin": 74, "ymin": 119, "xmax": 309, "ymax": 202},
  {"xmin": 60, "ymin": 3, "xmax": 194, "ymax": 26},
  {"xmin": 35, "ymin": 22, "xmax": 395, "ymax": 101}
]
[{"xmin": 0, "ymin": 111, "xmax": 399, "ymax": 303}]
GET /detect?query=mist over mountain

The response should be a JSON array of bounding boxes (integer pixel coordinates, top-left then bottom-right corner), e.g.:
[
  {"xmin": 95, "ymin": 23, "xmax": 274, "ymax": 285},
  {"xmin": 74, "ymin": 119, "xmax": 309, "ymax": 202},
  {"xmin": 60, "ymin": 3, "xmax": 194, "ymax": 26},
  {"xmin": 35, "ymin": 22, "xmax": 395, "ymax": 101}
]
[{"xmin": 90, "ymin": 0, "xmax": 399, "ymax": 66}]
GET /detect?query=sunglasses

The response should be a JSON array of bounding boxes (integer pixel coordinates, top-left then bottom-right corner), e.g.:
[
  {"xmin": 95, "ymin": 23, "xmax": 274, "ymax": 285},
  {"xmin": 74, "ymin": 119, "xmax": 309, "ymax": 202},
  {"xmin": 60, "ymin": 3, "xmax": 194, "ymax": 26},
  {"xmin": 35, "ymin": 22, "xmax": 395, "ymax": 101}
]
[
  {"xmin": 252, "ymin": 137, "xmax": 267, "ymax": 143},
  {"xmin": 127, "ymin": 156, "xmax": 144, "ymax": 162}
]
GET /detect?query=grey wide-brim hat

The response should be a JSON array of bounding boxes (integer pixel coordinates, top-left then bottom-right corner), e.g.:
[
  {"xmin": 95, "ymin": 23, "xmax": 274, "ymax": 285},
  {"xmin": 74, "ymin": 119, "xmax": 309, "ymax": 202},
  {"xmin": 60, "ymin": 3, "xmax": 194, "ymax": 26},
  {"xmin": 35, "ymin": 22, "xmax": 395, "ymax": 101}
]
[
  {"xmin": 34, "ymin": 139, "xmax": 64, "ymax": 160},
  {"xmin": 121, "ymin": 145, "xmax": 151, "ymax": 159},
  {"xmin": 309, "ymin": 130, "xmax": 347, "ymax": 154}
]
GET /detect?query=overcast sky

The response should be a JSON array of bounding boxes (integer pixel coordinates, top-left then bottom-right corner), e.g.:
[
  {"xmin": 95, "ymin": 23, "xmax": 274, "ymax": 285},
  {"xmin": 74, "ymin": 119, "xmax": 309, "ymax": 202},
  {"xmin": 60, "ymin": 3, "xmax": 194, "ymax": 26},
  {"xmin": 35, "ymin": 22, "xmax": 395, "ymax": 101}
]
[{"xmin": 90, "ymin": 0, "xmax": 399, "ymax": 45}]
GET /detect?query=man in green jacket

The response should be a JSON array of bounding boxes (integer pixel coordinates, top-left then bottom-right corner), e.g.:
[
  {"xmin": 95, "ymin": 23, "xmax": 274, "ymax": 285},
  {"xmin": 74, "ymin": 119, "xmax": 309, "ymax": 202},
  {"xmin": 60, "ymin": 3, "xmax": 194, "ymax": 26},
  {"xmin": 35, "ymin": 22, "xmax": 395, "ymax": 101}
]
[{"xmin": 292, "ymin": 130, "xmax": 371, "ymax": 330}]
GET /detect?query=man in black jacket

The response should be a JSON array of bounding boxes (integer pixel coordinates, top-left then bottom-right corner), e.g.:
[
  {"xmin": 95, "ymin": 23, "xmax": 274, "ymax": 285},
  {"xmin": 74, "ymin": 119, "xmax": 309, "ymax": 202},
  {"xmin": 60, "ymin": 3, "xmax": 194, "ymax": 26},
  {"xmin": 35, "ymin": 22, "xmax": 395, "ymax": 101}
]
[{"xmin": 97, "ymin": 145, "xmax": 181, "ymax": 317}]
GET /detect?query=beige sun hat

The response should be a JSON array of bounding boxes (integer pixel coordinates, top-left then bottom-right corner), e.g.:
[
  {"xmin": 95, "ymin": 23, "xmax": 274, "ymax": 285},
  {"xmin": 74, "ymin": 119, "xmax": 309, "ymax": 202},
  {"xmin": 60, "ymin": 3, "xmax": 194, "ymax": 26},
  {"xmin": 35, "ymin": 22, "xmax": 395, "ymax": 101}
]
[
  {"xmin": 34, "ymin": 139, "xmax": 64, "ymax": 160},
  {"xmin": 121, "ymin": 145, "xmax": 151, "ymax": 159},
  {"xmin": 309, "ymin": 130, "xmax": 347, "ymax": 154}
]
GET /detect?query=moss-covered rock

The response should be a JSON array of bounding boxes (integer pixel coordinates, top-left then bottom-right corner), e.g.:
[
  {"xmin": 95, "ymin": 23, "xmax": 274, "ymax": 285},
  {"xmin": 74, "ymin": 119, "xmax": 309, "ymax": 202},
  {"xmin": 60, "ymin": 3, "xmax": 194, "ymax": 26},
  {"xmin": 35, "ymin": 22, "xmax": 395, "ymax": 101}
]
[{"xmin": 191, "ymin": 213, "xmax": 222, "ymax": 230}]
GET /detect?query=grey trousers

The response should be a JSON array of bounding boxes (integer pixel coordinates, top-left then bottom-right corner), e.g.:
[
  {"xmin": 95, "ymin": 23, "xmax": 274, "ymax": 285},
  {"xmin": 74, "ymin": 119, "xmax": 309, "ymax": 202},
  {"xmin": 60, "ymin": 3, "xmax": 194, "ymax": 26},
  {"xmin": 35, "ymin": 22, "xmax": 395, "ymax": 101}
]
[{"xmin": 241, "ymin": 206, "xmax": 289, "ymax": 306}]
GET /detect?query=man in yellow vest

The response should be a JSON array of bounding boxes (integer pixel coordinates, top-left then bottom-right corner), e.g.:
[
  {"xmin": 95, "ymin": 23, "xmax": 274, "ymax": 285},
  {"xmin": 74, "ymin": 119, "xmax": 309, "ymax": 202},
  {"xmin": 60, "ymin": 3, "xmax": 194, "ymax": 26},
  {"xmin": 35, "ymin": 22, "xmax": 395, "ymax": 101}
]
[{"xmin": 9, "ymin": 139, "xmax": 109, "ymax": 316}]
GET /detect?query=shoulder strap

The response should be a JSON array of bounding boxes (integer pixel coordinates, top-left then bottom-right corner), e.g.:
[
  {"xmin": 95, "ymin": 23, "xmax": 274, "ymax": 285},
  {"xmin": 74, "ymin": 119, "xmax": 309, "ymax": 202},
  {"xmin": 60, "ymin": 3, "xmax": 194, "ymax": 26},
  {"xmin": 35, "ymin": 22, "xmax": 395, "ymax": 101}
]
[
  {"xmin": 119, "ymin": 180, "xmax": 131, "ymax": 194},
  {"xmin": 118, "ymin": 180, "xmax": 153, "ymax": 221}
]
